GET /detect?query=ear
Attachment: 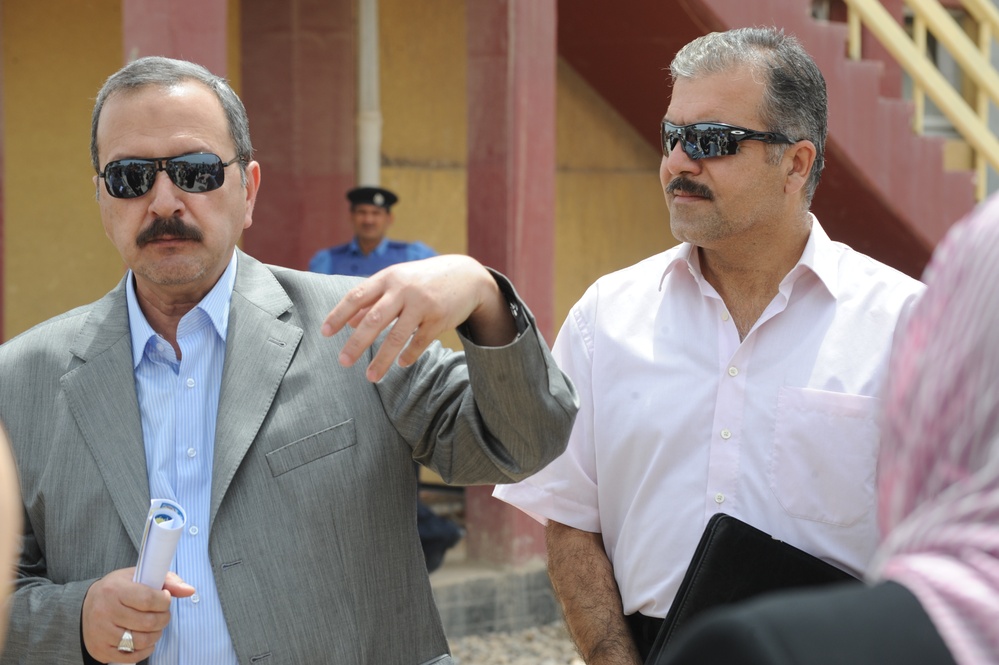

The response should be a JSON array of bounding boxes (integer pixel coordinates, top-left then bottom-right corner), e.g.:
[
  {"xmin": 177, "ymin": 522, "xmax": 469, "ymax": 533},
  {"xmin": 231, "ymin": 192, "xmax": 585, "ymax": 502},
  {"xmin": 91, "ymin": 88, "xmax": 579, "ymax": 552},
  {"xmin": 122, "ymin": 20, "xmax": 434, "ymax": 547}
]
[
  {"xmin": 242, "ymin": 160, "xmax": 262, "ymax": 230},
  {"xmin": 782, "ymin": 140, "xmax": 817, "ymax": 196}
]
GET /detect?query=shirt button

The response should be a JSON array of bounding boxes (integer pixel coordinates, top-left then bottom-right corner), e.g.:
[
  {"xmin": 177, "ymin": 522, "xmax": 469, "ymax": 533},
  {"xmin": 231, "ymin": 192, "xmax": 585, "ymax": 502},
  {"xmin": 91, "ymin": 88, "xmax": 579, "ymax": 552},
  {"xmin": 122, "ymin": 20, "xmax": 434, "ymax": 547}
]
[
  {"xmin": 720, "ymin": 429, "xmax": 732, "ymax": 440},
  {"xmin": 187, "ymin": 448, "xmax": 197, "ymax": 458},
  {"xmin": 189, "ymin": 525, "xmax": 199, "ymax": 536},
  {"xmin": 191, "ymin": 593, "xmax": 201, "ymax": 604},
  {"xmin": 728, "ymin": 366, "xmax": 739, "ymax": 377},
  {"xmin": 156, "ymin": 343, "xmax": 167, "ymax": 353},
  {"xmin": 715, "ymin": 493, "xmax": 725, "ymax": 504},
  {"xmin": 186, "ymin": 378, "xmax": 195, "ymax": 388},
  {"xmin": 721, "ymin": 311, "xmax": 730, "ymax": 321}
]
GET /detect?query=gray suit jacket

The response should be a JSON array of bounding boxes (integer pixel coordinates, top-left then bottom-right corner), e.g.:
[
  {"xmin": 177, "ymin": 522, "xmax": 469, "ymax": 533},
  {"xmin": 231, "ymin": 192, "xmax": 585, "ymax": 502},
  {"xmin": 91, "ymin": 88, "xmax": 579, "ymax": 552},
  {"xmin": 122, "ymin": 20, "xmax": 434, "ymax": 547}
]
[{"xmin": 0, "ymin": 251, "xmax": 577, "ymax": 664}]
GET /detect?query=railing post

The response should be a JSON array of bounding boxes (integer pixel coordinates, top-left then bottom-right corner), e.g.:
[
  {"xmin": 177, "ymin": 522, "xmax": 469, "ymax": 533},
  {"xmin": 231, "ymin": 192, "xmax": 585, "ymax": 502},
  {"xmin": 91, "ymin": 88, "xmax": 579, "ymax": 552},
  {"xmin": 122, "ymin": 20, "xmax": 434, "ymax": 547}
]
[{"xmin": 913, "ymin": 15, "xmax": 927, "ymax": 135}]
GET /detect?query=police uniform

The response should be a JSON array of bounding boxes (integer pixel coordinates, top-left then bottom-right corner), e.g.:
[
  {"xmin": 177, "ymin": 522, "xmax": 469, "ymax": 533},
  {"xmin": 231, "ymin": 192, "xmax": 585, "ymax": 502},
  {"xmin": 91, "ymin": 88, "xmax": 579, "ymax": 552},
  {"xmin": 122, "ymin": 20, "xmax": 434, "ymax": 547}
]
[
  {"xmin": 308, "ymin": 238, "xmax": 437, "ymax": 277},
  {"xmin": 308, "ymin": 186, "xmax": 437, "ymax": 277}
]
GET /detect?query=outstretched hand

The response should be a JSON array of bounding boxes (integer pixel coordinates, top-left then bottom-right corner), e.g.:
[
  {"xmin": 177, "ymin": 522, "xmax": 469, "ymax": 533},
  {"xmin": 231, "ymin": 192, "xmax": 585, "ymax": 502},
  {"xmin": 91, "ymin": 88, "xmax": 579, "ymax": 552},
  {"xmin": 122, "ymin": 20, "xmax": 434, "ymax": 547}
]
[{"xmin": 321, "ymin": 255, "xmax": 518, "ymax": 382}]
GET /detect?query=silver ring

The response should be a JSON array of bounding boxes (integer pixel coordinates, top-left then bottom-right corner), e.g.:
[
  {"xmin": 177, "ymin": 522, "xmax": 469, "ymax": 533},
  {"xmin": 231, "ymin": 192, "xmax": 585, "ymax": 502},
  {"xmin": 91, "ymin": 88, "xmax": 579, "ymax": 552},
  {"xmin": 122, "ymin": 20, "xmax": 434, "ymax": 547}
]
[{"xmin": 117, "ymin": 629, "xmax": 135, "ymax": 653}]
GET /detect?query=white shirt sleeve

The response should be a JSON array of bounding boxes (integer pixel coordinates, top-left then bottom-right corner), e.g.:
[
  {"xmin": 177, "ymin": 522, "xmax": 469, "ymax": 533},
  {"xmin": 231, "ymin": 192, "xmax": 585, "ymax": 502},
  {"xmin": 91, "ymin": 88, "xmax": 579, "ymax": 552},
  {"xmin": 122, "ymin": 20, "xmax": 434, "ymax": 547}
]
[{"xmin": 493, "ymin": 295, "xmax": 602, "ymax": 533}]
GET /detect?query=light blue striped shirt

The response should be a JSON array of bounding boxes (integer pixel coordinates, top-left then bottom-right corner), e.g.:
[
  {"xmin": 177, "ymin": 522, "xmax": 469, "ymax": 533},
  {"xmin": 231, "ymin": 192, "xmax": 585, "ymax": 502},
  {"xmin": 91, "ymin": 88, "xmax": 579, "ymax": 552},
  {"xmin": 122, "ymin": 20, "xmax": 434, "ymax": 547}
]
[{"xmin": 126, "ymin": 251, "xmax": 239, "ymax": 665}]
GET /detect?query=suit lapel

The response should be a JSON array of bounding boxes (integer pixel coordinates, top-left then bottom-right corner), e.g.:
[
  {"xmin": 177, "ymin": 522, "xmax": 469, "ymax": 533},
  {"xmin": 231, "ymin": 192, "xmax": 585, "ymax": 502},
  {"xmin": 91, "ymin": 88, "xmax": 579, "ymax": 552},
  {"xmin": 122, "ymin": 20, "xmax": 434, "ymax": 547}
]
[
  {"xmin": 62, "ymin": 280, "xmax": 150, "ymax": 553},
  {"xmin": 210, "ymin": 252, "xmax": 302, "ymax": 528}
]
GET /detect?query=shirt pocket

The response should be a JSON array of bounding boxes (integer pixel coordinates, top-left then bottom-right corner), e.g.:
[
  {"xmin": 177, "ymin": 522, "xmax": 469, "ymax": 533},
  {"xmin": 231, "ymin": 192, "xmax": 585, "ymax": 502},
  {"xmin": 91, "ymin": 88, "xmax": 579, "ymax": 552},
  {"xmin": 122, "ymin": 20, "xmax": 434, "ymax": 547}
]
[
  {"xmin": 265, "ymin": 419, "xmax": 356, "ymax": 477},
  {"xmin": 768, "ymin": 387, "xmax": 879, "ymax": 527}
]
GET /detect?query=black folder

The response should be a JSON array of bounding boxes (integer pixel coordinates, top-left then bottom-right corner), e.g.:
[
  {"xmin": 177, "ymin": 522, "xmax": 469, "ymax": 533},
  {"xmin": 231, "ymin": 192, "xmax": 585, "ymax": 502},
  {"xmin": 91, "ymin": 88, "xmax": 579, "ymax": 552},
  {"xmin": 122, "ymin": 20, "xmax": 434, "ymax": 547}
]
[{"xmin": 645, "ymin": 513, "xmax": 860, "ymax": 665}]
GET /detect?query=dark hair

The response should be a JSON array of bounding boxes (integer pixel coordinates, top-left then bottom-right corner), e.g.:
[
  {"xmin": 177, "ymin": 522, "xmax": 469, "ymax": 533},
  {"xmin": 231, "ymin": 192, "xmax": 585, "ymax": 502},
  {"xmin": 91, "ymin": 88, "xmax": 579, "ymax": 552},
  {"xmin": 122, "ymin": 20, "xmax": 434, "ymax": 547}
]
[
  {"xmin": 91, "ymin": 56, "xmax": 252, "ymax": 185},
  {"xmin": 670, "ymin": 27, "xmax": 827, "ymax": 204}
]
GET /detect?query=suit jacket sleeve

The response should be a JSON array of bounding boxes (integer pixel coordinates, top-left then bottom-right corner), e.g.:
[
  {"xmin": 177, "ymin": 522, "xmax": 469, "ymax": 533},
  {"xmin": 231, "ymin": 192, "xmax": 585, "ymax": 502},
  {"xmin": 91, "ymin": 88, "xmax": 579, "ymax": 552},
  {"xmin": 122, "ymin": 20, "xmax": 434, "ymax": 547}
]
[{"xmin": 374, "ymin": 270, "xmax": 578, "ymax": 485}]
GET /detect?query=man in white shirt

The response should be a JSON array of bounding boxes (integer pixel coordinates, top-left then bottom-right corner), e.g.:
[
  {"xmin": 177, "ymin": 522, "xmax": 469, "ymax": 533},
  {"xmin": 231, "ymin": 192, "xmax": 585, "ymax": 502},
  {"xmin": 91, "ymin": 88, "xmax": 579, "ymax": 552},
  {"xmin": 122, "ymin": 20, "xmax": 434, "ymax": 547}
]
[{"xmin": 494, "ymin": 26, "xmax": 924, "ymax": 664}]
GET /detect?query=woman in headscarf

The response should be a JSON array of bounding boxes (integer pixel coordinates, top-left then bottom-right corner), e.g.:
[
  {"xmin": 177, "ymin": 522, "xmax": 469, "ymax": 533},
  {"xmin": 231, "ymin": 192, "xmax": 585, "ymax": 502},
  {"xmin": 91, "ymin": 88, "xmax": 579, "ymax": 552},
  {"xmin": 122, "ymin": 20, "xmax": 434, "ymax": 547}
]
[{"xmin": 658, "ymin": 193, "xmax": 999, "ymax": 665}]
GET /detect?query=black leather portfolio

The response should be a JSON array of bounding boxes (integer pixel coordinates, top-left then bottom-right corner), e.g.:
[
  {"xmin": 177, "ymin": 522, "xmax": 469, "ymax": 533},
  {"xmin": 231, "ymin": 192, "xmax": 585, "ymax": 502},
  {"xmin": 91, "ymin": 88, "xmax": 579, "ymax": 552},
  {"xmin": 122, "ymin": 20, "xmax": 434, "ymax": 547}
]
[{"xmin": 645, "ymin": 513, "xmax": 859, "ymax": 665}]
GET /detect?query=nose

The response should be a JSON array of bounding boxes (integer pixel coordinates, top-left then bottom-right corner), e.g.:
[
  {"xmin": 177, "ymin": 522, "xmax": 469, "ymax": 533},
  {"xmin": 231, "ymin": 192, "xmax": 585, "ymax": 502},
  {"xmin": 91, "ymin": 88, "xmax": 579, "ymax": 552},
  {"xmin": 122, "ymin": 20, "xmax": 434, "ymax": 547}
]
[
  {"xmin": 664, "ymin": 143, "xmax": 702, "ymax": 177},
  {"xmin": 146, "ymin": 171, "xmax": 185, "ymax": 218}
]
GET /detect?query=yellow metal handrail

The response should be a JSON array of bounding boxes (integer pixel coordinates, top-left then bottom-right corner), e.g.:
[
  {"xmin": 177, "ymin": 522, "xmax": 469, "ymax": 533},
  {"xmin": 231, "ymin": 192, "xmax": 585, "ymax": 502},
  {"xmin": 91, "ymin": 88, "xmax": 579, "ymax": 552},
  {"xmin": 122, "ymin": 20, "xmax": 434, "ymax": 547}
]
[
  {"xmin": 961, "ymin": 0, "xmax": 999, "ymax": 39},
  {"xmin": 844, "ymin": 0, "xmax": 999, "ymax": 200}
]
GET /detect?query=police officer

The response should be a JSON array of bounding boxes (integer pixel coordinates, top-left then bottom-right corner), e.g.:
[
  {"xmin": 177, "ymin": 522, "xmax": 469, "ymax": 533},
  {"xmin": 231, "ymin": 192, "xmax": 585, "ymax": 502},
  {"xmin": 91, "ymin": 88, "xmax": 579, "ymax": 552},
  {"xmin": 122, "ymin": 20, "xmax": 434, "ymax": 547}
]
[
  {"xmin": 309, "ymin": 185, "xmax": 462, "ymax": 572},
  {"xmin": 308, "ymin": 186, "xmax": 437, "ymax": 276}
]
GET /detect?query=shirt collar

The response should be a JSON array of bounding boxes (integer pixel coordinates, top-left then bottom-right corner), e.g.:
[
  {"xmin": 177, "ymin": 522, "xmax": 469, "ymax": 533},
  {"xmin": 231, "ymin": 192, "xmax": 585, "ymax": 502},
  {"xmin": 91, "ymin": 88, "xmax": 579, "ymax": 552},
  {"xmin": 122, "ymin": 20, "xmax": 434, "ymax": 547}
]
[
  {"xmin": 126, "ymin": 251, "xmax": 238, "ymax": 368},
  {"xmin": 658, "ymin": 242, "xmax": 700, "ymax": 291},
  {"xmin": 657, "ymin": 214, "xmax": 838, "ymax": 298},
  {"xmin": 348, "ymin": 237, "xmax": 390, "ymax": 257},
  {"xmin": 780, "ymin": 214, "xmax": 837, "ymax": 298}
]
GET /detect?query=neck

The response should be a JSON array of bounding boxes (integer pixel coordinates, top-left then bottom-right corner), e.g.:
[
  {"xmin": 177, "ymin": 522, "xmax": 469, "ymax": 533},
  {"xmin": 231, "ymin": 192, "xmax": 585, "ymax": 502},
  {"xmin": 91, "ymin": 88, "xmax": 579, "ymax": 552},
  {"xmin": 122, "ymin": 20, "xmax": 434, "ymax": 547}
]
[
  {"xmin": 699, "ymin": 215, "xmax": 812, "ymax": 340},
  {"xmin": 134, "ymin": 282, "xmax": 210, "ymax": 359},
  {"xmin": 357, "ymin": 237, "xmax": 382, "ymax": 256}
]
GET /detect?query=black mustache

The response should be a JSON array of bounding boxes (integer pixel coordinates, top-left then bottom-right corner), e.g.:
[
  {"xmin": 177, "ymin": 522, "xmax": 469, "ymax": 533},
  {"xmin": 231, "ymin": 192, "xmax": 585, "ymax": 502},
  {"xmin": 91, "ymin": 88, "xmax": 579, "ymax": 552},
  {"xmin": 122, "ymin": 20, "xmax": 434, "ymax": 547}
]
[
  {"xmin": 136, "ymin": 217, "xmax": 204, "ymax": 247},
  {"xmin": 666, "ymin": 177, "xmax": 714, "ymax": 200}
]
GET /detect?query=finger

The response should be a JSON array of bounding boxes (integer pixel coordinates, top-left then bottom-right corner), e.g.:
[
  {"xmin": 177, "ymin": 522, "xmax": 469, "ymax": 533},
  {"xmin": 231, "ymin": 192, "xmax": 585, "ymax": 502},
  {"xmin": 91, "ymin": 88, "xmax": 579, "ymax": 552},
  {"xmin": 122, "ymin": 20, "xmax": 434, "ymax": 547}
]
[
  {"xmin": 119, "ymin": 584, "xmax": 174, "ymax": 614},
  {"xmin": 322, "ymin": 281, "xmax": 381, "ymax": 338},
  {"xmin": 347, "ymin": 306, "xmax": 371, "ymax": 330},
  {"xmin": 396, "ymin": 324, "xmax": 438, "ymax": 369},
  {"xmin": 163, "ymin": 572, "xmax": 196, "ymax": 598},
  {"xmin": 364, "ymin": 310, "xmax": 423, "ymax": 382},
  {"xmin": 391, "ymin": 301, "xmax": 449, "ymax": 370},
  {"xmin": 105, "ymin": 635, "xmax": 156, "ymax": 664},
  {"xmin": 338, "ymin": 295, "xmax": 406, "ymax": 370},
  {"xmin": 124, "ymin": 628, "xmax": 164, "ymax": 654}
]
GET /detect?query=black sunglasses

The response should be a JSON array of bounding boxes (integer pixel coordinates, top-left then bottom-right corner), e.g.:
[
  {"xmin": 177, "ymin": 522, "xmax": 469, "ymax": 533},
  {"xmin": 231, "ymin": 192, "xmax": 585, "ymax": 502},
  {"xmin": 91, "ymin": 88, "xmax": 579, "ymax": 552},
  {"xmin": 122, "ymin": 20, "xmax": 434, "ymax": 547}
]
[
  {"xmin": 661, "ymin": 121, "xmax": 796, "ymax": 160},
  {"xmin": 98, "ymin": 152, "xmax": 240, "ymax": 199}
]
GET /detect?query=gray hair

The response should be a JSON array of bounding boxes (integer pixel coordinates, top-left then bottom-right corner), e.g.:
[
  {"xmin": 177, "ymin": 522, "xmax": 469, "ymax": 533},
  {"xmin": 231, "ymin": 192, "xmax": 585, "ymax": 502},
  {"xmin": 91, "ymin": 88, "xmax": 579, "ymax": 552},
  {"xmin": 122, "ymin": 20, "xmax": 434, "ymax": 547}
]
[
  {"xmin": 90, "ymin": 56, "xmax": 252, "ymax": 185},
  {"xmin": 670, "ymin": 27, "xmax": 827, "ymax": 204}
]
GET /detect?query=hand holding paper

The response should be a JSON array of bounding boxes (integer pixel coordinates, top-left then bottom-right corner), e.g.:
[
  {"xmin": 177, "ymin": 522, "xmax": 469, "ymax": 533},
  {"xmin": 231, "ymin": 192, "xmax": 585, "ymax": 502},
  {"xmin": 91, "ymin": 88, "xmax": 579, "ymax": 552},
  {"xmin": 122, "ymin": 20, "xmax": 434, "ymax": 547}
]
[
  {"xmin": 133, "ymin": 499, "xmax": 186, "ymax": 589},
  {"xmin": 91, "ymin": 500, "xmax": 188, "ymax": 665}
]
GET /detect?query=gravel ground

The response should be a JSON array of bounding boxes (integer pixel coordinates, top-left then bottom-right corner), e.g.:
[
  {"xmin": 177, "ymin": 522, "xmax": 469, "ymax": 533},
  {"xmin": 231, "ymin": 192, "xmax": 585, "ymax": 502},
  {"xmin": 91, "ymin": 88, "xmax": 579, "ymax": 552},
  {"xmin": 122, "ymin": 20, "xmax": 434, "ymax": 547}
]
[{"xmin": 448, "ymin": 621, "xmax": 583, "ymax": 665}]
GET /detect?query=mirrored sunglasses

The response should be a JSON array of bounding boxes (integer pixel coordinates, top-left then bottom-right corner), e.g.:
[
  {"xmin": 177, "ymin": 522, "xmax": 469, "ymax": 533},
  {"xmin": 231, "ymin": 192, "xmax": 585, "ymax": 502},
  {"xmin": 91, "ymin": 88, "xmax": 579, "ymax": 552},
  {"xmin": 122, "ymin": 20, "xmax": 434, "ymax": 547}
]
[
  {"xmin": 98, "ymin": 152, "xmax": 240, "ymax": 199},
  {"xmin": 661, "ymin": 121, "xmax": 795, "ymax": 160}
]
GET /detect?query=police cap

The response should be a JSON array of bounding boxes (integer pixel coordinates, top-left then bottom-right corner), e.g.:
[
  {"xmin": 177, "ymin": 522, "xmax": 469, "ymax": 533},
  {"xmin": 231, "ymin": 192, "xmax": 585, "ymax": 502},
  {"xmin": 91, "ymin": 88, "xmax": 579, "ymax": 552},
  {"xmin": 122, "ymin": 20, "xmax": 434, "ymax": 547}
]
[{"xmin": 347, "ymin": 186, "xmax": 398, "ymax": 211}]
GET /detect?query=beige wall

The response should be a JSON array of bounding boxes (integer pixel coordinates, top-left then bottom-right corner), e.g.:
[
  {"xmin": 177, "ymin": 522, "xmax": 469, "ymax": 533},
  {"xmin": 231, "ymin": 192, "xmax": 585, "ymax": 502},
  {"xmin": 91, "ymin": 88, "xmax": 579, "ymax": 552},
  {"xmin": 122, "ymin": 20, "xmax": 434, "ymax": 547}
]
[
  {"xmin": 3, "ymin": 1, "xmax": 123, "ymax": 340},
  {"xmin": 555, "ymin": 60, "xmax": 672, "ymax": 323},
  {"xmin": 378, "ymin": 1, "xmax": 672, "ymax": 332},
  {"xmin": 380, "ymin": 0, "xmax": 468, "ymax": 257}
]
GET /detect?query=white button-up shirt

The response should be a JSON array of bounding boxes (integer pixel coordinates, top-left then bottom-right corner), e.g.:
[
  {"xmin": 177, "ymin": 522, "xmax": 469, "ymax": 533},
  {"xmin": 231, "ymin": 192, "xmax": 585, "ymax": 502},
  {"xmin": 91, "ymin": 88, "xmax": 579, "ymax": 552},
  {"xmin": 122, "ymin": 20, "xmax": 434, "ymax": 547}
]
[{"xmin": 495, "ymin": 218, "xmax": 924, "ymax": 617}]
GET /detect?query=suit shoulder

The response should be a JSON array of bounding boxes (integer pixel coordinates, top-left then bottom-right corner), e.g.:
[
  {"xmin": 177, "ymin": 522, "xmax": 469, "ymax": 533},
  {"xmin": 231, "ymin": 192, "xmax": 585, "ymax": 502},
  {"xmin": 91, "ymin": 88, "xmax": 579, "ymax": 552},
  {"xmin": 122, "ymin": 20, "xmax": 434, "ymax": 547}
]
[
  {"xmin": 0, "ymin": 303, "xmax": 95, "ymax": 366},
  {"xmin": 266, "ymin": 263, "xmax": 363, "ymax": 300}
]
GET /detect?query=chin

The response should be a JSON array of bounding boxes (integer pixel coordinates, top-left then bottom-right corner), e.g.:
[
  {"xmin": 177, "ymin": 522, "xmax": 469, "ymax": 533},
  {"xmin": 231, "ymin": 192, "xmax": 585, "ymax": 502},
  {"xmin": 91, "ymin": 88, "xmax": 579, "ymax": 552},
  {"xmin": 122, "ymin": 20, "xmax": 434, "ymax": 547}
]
[{"xmin": 140, "ymin": 259, "xmax": 211, "ymax": 287}]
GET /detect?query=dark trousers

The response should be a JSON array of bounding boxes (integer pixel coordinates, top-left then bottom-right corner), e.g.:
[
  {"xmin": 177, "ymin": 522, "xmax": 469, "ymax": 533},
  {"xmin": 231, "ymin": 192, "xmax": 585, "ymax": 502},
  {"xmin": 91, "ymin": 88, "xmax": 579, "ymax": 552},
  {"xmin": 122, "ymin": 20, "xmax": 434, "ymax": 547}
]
[
  {"xmin": 625, "ymin": 612, "xmax": 665, "ymax": 662},
  {"xmin": 655, "ymin": 581, "xmax": 957, "ymax": 665}
]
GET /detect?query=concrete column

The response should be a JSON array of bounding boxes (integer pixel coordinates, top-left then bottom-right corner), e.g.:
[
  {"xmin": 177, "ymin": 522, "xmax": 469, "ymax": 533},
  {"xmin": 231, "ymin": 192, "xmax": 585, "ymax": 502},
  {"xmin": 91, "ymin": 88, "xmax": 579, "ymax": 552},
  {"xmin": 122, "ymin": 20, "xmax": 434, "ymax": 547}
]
[
  {"xmin": 240, "ymin": 0, "xmax": 356, "ymax": 269},
  {"xmin": 122, "ymin": 0, "xmax": 228, "ymax": 74},
  {"xmin": 465, "ymin": 0, "xmax": 558, "ymax": 566}
]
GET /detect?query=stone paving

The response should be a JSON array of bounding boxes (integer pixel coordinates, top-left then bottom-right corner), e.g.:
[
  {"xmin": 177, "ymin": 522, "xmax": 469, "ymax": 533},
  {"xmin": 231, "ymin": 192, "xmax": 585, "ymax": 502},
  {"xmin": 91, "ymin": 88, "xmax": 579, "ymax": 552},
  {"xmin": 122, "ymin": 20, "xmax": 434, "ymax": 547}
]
[{"xmin": 448, "ymin": 620, "xmax": 583, "ymax": 665}]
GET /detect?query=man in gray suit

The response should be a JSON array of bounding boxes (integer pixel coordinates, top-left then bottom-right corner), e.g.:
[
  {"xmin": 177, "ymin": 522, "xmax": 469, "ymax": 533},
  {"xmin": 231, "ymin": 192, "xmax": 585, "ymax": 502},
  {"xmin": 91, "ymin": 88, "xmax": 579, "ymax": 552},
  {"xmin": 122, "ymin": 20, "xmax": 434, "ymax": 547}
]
[{"xmin": 0, "ymin": 57, "xmax": 577, "ymax": 665}]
